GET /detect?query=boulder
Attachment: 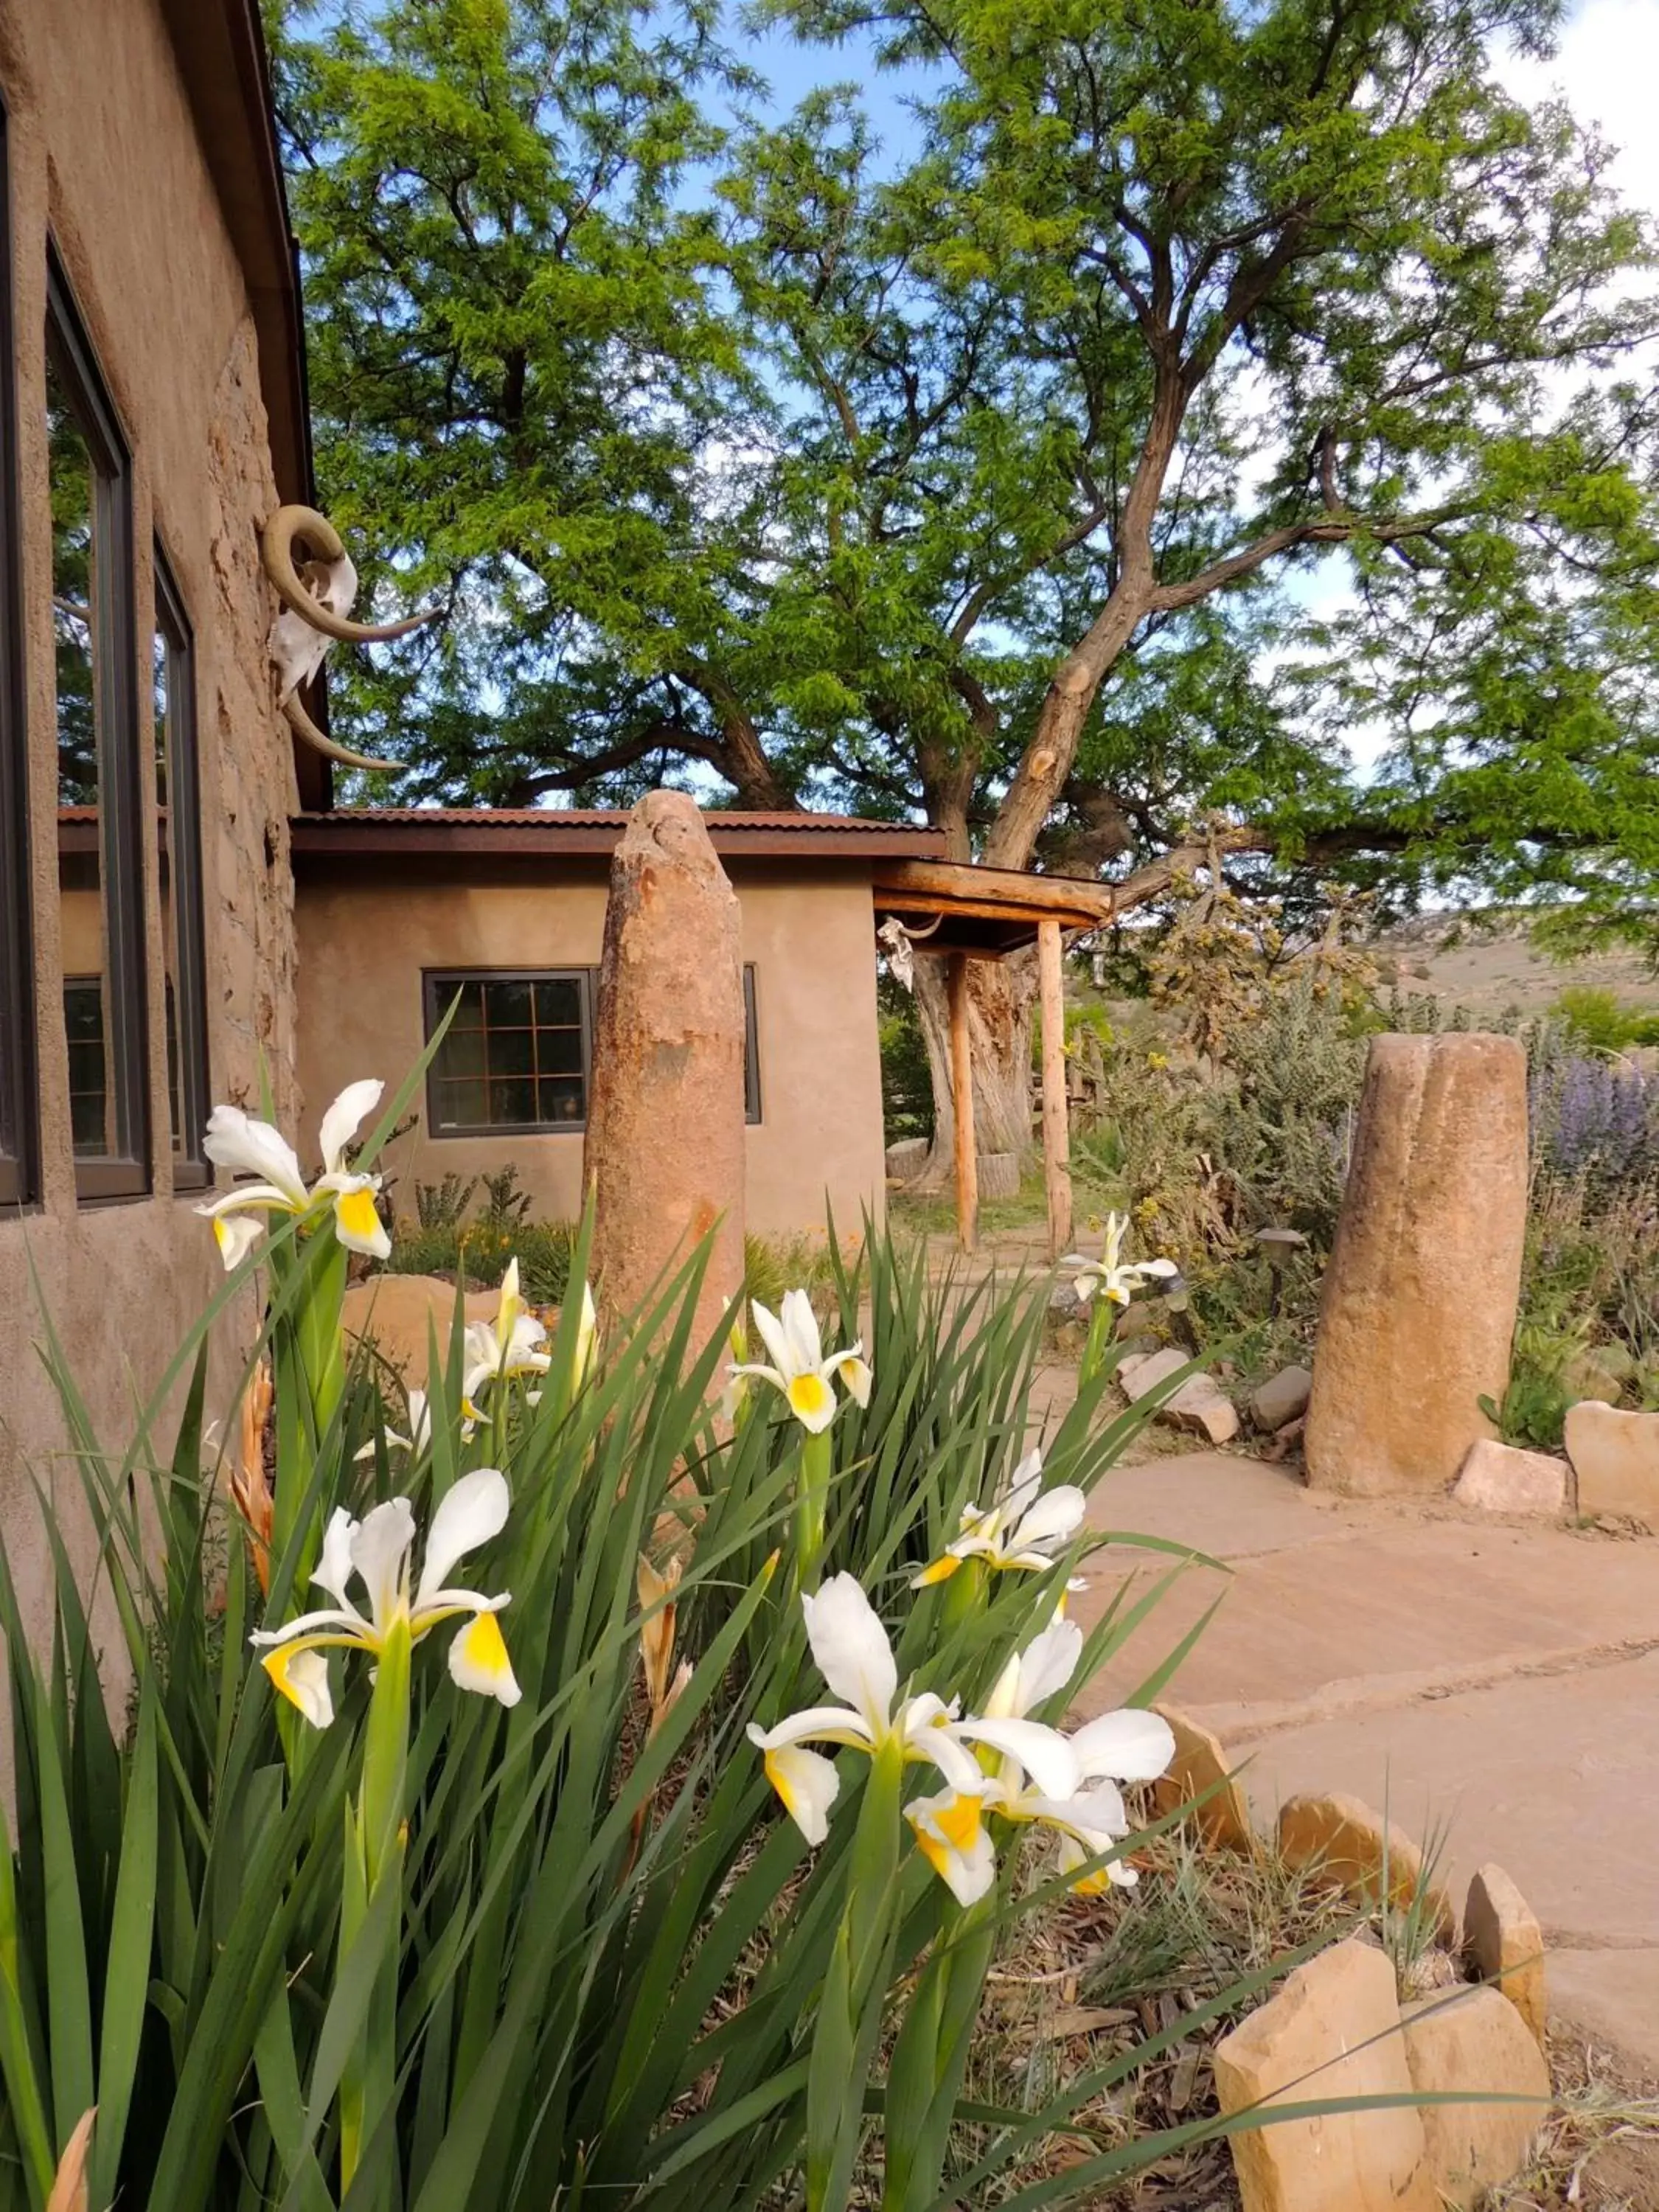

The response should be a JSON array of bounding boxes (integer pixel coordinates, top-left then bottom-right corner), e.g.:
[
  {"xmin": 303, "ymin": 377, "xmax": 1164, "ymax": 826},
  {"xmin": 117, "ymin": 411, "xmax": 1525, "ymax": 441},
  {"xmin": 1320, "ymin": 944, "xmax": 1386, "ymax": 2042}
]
[
  {"xmin": 1305, "ymin": 1034, "xmax": 1528, "ymax": 1498},
  {"xmin": 342, "ymin": 1274, "xmax": 501, "ymax": 1381},
  {"xmin": 1452, "ymin": 1438, "xmax": 1568, "ymax": 1519},
  {"xmin": 1401, "ymin": 1987, "xmax": 1550, "ymax": 2207},
  {"xmin": 1563, "ymin": 1402, "xmax": 1659, "ymax": 1527},
  {"xmin": 584, "ymin": 793, "xmax": 746, "ymax": 1352},
  {"xmin": 1464, "ymin": 1863, "xmax": 1547, "ymax": 2049},
  {"xmin": 885, "ymin": 1136, "xmax": 930, "ymax": 1184},
  {"xmin": 1277, "ymin": 1793, "xmax": 1456, "ymax": 1944},
  {"xmin": 1119, "ymin": 1346, "xmax": 1240, "ymax": 1445},
  {"xmin": 1151, "ymin": 1703, "xmax": 1254, "ymax": 1854},
  {"xmin": 1250, "ymin": 1364, "xmax": 1314, "ymax": 1433},
  {"xmin": 1213, "ymin": 1938, "xmax": 1438, "ymax": 2212},
  {"xmin": 1562, "ymin": 1346, "xmax": 1625, "ymax": 1406},
  {"xmin": 977, "ymin": 1149, "xmax": 1020, "ymax": 1201}
]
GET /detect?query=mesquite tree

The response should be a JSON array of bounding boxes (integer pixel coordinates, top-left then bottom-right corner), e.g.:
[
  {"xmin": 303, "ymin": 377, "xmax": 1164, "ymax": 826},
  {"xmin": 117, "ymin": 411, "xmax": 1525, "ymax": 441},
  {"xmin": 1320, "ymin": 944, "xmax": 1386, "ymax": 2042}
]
[{"xmin": 274, "ymin": 0, "xmax": 1658, "ymax": 1166}]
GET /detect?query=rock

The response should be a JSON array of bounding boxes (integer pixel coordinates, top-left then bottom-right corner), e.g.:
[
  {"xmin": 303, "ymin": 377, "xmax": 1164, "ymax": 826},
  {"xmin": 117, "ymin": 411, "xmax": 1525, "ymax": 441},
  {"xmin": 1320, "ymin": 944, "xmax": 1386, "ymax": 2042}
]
[
  {"xmin": 1250, "ymin": 1365, "xmax": 1314, "ymax": 1433},
  {"xmin": 342, "ymin": 1274, "xmax": 501, "ymax": 1380},
  {"xmin": 1563, "ymin": 1402, "xmax": 1659, "ymax": 1528},
  {"xmin": 1152, "ymin": 1703, "xmax": 1254, "ymax": 1853},
  {"xmin": 885, "ymin": 1136, "xmax": 929, "ymax": 1183},
  {"xmin": 1562, "ymin": 1348, "xmax": 1624, "ymax": 1406},
  {"xmin": 1277, "ymin": 1793, "xmax": 1456, "ymax": 1944},
  {"xmin": 1305, "ymin": 1034, "xmax": 1528, "ymax": 1498},
  {"xmin": 584, "ymin": 793, "xmax": 746, "ymax": 1352},
  {"xmin": 977, "ymin": 1149, "xmax": 1020, "ymax": 1201},
  {"xmin": 1464, "ymin": 1863, "xmax": 1547, "ymax": 2049},
  {"xmin": 1213, "ymin": 1938, "xmax": 1438, "ymax": 2212},
  {"xmin": 1401, "ymin": 1987, "xmax": 1550, "ymax": 2207},
  {"xmin": 1119, "ymin": 1346, "xmax": 1240, "ymax": 1445},
  {"xmin": 1048, "ymin": 1280, "xmax": 1087, "ymax": 1321},
  {"xmin": 1452, "ymin": 1438, "xmax": 1568, "ymax": 1519}
]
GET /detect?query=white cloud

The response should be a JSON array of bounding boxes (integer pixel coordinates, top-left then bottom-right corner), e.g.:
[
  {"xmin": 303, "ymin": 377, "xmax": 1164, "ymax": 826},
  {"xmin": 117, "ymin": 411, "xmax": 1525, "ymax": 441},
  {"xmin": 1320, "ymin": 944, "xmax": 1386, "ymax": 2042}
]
[{"xmin": 1494, "ymin": 0, "xmax": 1659, "ymax": 220}]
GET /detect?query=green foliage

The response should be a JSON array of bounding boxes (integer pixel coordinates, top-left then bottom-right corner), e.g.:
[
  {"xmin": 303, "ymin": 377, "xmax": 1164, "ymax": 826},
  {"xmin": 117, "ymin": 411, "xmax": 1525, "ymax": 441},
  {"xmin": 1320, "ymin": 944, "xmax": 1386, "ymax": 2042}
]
[
  {"xmin": 878, "ymin": 973, "xmax": 934, "ymax": 1143},
  {"xmin": 269, "ymin": 0, "xmax": 1659, "ymax": 970},
  {"xmin": 1551, "ymin": 985, "xmax": 1659, "ymax": 1054},
  {"xmin": 7, "ymin": 1136, "xmax": 1307, "ymax": 2209},
  {"xmin": 1479, "ymin": 1322, "xmax": 1579, "ymax": 1451}
]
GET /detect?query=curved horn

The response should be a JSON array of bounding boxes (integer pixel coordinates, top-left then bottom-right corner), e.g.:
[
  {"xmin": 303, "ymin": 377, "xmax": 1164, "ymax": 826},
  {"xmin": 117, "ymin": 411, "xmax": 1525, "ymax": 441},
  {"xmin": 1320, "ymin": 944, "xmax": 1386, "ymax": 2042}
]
[
  {"xmin": 282, "ymin": 691, "xmax": 399, "ymax": 776},
  {"xmin": 261, "ymin": 505, "xmax": 441, "ymax": 645}
]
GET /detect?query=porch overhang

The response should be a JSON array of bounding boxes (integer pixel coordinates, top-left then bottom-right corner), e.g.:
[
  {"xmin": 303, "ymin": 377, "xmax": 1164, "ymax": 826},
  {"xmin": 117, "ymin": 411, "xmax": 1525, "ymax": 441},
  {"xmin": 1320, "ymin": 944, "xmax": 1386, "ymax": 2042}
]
[{"xmin": 869, "ymin": 857, "xmax": 1112, "ymax": 957}]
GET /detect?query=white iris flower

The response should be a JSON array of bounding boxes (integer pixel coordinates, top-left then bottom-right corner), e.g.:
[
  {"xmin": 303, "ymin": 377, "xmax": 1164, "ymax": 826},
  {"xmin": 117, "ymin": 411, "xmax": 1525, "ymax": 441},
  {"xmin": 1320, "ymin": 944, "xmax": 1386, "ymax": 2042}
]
[
  {"xmin": 197, "ymin": 1078, "xmax": 392, "ymax": 1269},
  {"xmin": 912, "ymin": 1449, "xmax": 1087, "ymax": 1588},
  {"xmin": 728, "ymin": 1291, "xmax": 872, "ymax": 1435},
  {"xmin": 251, "ymin": 1467, "xmax": 521, "ymax": 1727},
  {"xmin": 1062, "ymin": 1211, "xmax": 1178, "ymax": 1307},
  {"xmin": 461, "ymin": 1259, "xmax": 551, "ymax": 1401},
  {"xmin": 747, "ymin": 1574, "xmax": 981, "ymax": 1846}
]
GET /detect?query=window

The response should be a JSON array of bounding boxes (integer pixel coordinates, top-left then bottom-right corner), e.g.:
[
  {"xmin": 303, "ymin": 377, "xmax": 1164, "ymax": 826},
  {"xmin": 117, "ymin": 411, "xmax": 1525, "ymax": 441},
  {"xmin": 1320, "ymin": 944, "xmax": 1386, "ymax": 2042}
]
[
  {"xmin": 48, "ymin": 257, "xmax": 147, "ymax": 1198},
  {"xmin": 153, "ymin": 549, "xmax": 209, "ymax": 1181},
  {"xmin": 423, "ymin": 967, "xmax": 762, "ymax": 1134},
  {"xmin": 0, "ymin": 100, "xmax": 32, "ymax": 1208}
]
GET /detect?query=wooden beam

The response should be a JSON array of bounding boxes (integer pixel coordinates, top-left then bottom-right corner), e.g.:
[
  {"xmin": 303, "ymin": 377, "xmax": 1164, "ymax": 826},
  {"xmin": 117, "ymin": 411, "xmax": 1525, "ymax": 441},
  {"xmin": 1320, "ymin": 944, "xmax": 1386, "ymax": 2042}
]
[
  {"xmin": 873, "ymin": 855, "xmax": 1116, "ymax": 923},
  {"xmin": 947, "ymin": 951, "xmax": 978, "ymax": 1255},
  {"xmin": 1037, "ymin": 919, "xmax": 1072, "ymax": 1259}
]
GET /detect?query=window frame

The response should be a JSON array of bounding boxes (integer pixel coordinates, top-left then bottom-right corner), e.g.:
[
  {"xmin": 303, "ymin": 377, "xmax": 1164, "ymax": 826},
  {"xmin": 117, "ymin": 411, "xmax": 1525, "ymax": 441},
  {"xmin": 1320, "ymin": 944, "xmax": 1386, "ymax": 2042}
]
[
  {"xmin": 153, "ymin": 546, "xmax": 209, "ymax": 1186},
  {"xmin": 420, "ymin": 964, "xmax": 764, "ymax": 1136},
  {"xmin": 0, "ymin": 97, "xmax": 34, "ymax": 1210},
  {"xmin": 422, "ymin": 968, "xmax": 594, "ymax": 1138},
  {"xmin": 47, "ymin": 251, "xmax": 149, "ymax": 1202}
]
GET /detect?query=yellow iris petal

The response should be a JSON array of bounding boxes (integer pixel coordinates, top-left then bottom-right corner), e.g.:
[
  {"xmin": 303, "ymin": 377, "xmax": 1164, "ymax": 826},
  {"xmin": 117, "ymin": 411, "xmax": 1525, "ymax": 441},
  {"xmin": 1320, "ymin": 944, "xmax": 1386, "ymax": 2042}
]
[
  {"xmin": 335, "ymin": 1186, "xmax": 383, "ymax": 1244},
  {"xmin": 933, "ymin": 1792, "xmax": 983, "ymax": 1853},
  {"xmin": 913, "ymin": 1554, "xmax": 961, "ymax": 1587},
  {"xmin": 787, "ymin": 1372, "xmax": 833, "ymax": 1424},
  {"xmin": 765, "ymin": 1750, "xmax": 802, "ymax": 1820},
  {"xmin": 449, "ymin": 1609, "xmax": 521, "ymax": 1705},
  {"xmin": 914, "ymin": 1826, "xmax": 954, "ymax": 1885}
]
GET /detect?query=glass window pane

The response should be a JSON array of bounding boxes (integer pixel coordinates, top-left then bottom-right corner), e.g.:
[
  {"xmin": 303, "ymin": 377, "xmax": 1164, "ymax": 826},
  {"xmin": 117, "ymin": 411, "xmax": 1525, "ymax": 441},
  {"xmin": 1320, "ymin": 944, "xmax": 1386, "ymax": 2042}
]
[
  {"xmin": 448, "ymin": 979, "xmax": 484, "ymax": 1029},
  {"xmin": 435, "ymin": 1026, "xmax": 486, "ymax": 1081},
  {"xmin": 538, "ymin": 1076, "xmax": 584, "ymax": 1124},
  {"xmin": 488, "ymin": 1077, "xmax": 535, "ymax": 1126},
  {"xmin": 434, "ymin": 1077, "xmax": 490, "ymax": 1132},
  {"xmin": 534, "ymin": 978, "xmax": 581, "ymax": 1028},
  {"xmin": 539, "ymin": 1026, "xmax": 582, "ymax": 1077},
  {"xmin": 490, "ymin": 1026, "xmax": 534, "ymax": 1077},
  {"xmin": 487, "ymin": 979, "xmax": 532, "ymax": 1028},
  {"xmin": 49, "ymin": 362, "xmax": 112, "ymax": 1163}
]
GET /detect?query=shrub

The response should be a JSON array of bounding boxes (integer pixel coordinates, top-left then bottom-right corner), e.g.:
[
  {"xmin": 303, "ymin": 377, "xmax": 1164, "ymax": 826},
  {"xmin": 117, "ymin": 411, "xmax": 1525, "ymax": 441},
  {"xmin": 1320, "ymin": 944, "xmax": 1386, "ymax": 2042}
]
[{"xmin": 1551, "ymin": 984, "xmax": 1659, "ymax": 1054}]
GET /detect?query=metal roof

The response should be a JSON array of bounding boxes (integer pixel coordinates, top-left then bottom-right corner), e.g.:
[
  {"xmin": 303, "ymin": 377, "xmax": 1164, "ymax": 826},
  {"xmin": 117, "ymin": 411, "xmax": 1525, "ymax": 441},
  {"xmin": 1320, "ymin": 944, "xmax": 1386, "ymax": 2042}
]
[{"xmin": 291, "ymin": 807, "xmax": 950, "ymax": 862}]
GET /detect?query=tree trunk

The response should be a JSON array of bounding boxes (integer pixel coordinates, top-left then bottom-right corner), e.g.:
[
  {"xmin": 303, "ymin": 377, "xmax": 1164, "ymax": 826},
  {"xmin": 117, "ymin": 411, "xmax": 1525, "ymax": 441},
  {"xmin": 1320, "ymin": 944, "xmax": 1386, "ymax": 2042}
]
[{"xmin": 911, "ymin": 952, "xmax": 1038, "ymax": 1189}]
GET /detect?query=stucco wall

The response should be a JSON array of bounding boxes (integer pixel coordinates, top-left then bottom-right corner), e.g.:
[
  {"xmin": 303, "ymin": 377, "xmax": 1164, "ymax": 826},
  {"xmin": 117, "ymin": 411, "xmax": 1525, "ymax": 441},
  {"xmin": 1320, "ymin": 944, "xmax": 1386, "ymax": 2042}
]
[
  {"xmin": 0, "ymin": 0, "xmax": 299, "ymax": 1655},
  {"xmin": 294, "ymin": 858, "xmax": 888, "ymax": 1244}
]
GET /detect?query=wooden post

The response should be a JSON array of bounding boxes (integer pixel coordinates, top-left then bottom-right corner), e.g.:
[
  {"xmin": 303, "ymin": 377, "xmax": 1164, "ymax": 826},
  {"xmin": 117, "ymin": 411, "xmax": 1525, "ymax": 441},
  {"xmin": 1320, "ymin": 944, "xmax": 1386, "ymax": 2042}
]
[
  {"xmin": 1037, "ymin": 918, "xmax": 1073, "ymax": 1259},
  {"xmin": 947, "ymin": 951, "xmax": 978, "ymax": 1254}
]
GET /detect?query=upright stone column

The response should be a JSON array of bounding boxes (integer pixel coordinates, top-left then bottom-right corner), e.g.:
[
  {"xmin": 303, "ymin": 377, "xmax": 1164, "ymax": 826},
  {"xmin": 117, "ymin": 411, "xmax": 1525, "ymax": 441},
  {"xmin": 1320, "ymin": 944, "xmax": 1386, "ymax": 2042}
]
[
  {"xmin": 1304, "ymin": 1033, "xmax": 1527, "ymax": 1497},
  {"xmin": 585, "ymin": 792, "xmax": 746, "ymax": 1349}
]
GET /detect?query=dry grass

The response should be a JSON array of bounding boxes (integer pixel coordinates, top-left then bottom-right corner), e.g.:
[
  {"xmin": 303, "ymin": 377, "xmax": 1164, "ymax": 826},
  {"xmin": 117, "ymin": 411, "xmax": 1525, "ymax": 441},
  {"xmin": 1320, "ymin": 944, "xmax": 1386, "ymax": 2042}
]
[{"xmin": 1485, "ymin": 2037, "xmax": 1659, "ymax": 2212}]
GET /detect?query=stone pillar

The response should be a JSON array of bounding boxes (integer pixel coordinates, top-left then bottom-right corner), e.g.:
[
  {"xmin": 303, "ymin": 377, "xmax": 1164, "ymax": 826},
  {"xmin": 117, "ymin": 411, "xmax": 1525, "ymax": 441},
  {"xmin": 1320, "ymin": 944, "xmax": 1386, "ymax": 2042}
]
[
  {"xmin": 585, "ymin": 792, "xmax": 746, "ymax": 1348},
  {"xmin": 1304, "ymin": 1033, "xmax": 1527, "ymax": 1497}
]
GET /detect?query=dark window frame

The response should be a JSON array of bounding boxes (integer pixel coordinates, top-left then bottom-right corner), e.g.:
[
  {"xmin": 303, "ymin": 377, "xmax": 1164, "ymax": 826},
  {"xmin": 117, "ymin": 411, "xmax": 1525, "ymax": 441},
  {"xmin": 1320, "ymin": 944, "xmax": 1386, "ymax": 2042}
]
[
  {"xmin": 152, "ymin": 546, "xmax": 209, "ymax": 1186},
  {"xmin": 422, "ymin": 968, "xmax": 593, "ymax": 1138},
  {"xmin": 421, "ymin": 964, "xmax": 764, "ymax": 1135},
  {"xmin": 47, "ymin": 252, "xmax": 149, "ymax": 1202},
  {"xmin": 0, "ymin": 97, "xmax": 34, "ymax": 1210}
]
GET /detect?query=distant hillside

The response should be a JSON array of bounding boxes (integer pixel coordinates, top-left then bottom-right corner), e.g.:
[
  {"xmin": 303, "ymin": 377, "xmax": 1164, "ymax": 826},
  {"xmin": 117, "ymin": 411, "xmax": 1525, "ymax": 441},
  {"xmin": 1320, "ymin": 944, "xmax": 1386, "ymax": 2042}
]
[{"xmin": 1373, "ymin": 914, "xmax": 1659, "ymax": 1020}]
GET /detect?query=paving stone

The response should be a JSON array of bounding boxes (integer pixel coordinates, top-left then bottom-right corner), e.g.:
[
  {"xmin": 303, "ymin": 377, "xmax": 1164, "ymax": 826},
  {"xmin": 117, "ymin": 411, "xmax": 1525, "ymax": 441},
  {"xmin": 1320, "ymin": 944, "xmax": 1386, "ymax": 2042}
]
[
  {"xmin": 1151, "ymin": 1703, "xmax": 1255, "ymax": 1854},
  {"xmin": 1213, "ymin": 1938, "xmax": 1437, "ymax": 2212},
  {"xmin": 1464, "ymin": 1863, "xmax": 1547, "ymax": 2048},
  {"xmin": 1277, "ymin": 1792, "xmax": 1456, "ymax": 1944},
  {"xmin": 1452, "ymin": 1438, "xmax": 1568, "ymax": 1519},
  {"xmin": 1564, "ymin": 1402, "xmax": 1659, "ymax": 1528},
  {"xmin": 1250, "ymin": 1365, "xmax": 1313, "ymax": 1433},
  {"xmin": 1401, "ymin": 1986, "xmax": 1550, "ymax": 2208}
]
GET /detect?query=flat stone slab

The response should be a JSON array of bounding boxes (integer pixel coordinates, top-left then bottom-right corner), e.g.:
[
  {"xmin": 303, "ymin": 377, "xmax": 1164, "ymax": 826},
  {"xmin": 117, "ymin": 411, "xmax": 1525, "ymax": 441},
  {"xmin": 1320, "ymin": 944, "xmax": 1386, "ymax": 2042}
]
[{"xmin": 1066, "ymin": 1447, "xmax": 1659, "ymax": 2068}]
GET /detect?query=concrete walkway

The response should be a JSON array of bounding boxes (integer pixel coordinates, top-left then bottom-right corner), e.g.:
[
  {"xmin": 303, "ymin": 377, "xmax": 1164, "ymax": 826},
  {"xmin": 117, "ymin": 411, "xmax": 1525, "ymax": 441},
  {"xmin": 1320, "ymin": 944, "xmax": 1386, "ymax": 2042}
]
[{"xmin": 1065, "ymin": 1449, "xmax": 1659, "ymax": 2072}]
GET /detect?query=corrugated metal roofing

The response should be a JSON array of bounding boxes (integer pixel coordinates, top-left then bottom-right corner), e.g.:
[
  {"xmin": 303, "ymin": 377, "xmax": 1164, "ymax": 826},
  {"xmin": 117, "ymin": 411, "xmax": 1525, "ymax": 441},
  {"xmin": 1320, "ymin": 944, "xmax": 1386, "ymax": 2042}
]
[{"xmin": 291, "ymin": 807, "xmax": 949, "ymax": 863}]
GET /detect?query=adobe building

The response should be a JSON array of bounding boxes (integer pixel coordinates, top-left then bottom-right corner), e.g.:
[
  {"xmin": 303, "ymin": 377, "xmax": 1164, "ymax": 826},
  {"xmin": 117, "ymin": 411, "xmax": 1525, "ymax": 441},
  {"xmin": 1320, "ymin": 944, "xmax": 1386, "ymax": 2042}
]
[
  {"xmin": 291, "ymin": 808, "xmax": 943, "ymax": 1239},
  {"xmin": 0, "ymin": 0, "xmax": 314, "ymax": 1630}
]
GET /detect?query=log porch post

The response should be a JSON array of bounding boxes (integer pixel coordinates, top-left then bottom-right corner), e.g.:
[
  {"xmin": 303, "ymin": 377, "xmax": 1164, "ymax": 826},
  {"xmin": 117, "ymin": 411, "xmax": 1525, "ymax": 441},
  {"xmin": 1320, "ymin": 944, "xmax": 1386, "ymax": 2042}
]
[
  {"xmin": 947, "ymin": 951, "xmax": 978, "ymax": 1253},
  {"xmin": 1037, "ymin": 918, "xmax": 1072, "ymax": 1258}
]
